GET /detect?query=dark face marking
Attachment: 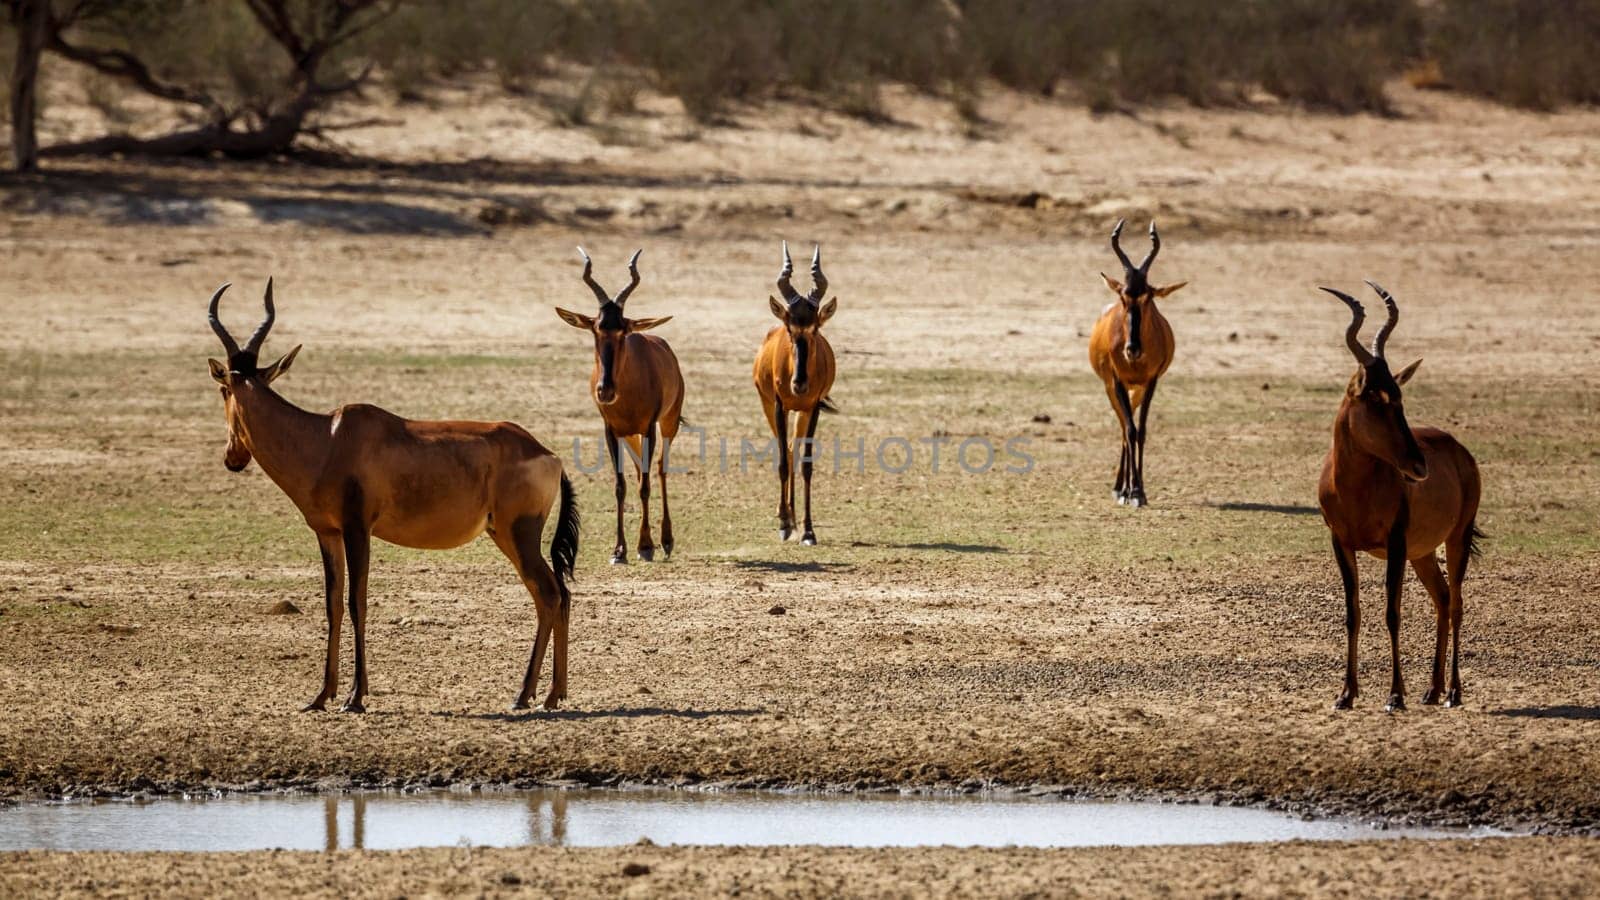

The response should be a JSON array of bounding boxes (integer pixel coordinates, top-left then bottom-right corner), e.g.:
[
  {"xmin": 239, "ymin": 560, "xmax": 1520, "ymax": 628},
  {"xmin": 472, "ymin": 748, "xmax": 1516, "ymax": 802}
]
[
  {"xmin": 1351, "ymin": 360, "xmax": 1428, "ymax": 482},
  {"xmin": 1123, "ymin": 297, "xmax": 1145, "ymax": 358},
  {"xmin": 592, "ymin": 302, "xmax": 629, "ymax": 405},
  {"xmin": 782, "ymin": 298, "xmax": 821, "ymax": 392},
  {"xmin": 217, "ymin": 360, "xmax": 258, "ymax": 472}
]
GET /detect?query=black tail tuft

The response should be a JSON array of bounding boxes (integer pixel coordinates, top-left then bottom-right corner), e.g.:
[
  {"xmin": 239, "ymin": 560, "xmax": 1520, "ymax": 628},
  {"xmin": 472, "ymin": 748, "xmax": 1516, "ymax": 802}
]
[
  {"xmin": 551, "ymin": 473, "xmax": 580, "ymax": 605},
  {"xmin": 817, "ymin": 396, "xmax": 840, "ymax": 414},
  {"xmin": 1464, "ymin": 521, "xmax": 1485, "ymax": 561}
]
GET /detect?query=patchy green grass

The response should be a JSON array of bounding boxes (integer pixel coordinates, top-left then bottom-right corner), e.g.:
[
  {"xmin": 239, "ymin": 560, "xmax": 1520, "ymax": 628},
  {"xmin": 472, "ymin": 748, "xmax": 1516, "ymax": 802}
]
[{"xmin": 2, "ymin": 347, "xmax": 1594, "ymax": 581}]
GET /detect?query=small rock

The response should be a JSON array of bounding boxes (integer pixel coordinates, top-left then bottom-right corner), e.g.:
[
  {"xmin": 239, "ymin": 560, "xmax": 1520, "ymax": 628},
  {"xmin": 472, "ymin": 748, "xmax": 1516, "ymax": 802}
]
[
  {"xmin": 1031, "ymin": 413, "xmax": 1052, "ymax": 424},
  {"xmin": 100, "ymin": 624, "xmax": 140, "ymax": 635},
  {"xmin": 265, "ymin": 600, "xmax": 301, "ymax": 616},
  {"xmin": 768, "ymin": 605, "xmax": 786, "ymax": 616},
  {"xmin": 498, "ymin": 872, "xmax": 523, "ymax": 886},
  {"xmin": 636, "ymin": 686, "xmax": 653, "ymax": 695},
  {"xmin": 621, "ymin": 863, "xmax": 651, "ymax": 877},
  {"xmin": 1260, "ymin": 382, "xmax": 1271, "ymax": 391}
]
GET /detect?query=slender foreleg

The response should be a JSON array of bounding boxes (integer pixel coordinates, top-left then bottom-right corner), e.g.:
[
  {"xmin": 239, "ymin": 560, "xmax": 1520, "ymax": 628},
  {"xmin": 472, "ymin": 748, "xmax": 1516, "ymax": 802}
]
[{"xmin": 1332, "ymin": 535, "xmax": 1360, "ymax": 710}]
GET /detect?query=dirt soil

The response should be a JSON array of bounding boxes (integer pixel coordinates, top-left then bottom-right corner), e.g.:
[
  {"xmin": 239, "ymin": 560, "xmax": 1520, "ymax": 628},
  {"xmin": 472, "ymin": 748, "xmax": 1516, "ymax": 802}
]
[{"xmin": 1, "ymin": 77, "xmax": 1599, "ymax": 895}]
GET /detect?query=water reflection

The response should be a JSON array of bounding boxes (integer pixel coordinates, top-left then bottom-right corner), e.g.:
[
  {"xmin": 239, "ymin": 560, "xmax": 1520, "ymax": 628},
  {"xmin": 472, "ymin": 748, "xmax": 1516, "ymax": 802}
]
[{"xmin": 1, "ymin": 788, "xmax": 1500, "ymax": 853}]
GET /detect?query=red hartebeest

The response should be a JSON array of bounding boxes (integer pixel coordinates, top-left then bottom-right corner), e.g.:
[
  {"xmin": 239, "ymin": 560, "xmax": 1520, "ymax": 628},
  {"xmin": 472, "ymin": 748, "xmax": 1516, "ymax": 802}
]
[
  {"xmin": 207, "ymin": 280, "xmax": 579, "ymax": 712},
  {"xmin": 1317, "ymin": 282, "xmax": 1482, "ymax": 712},
  {"xmin": 1089, "ymin": 219, "xmax": 1186, "ymax": 507},
  {"xmin": 556, "ymin": 248, "xmax": 684, "ymax": 565},
  {"xmin": 754, "ymin": 242, "xmax": 838, "ymax": 544}
]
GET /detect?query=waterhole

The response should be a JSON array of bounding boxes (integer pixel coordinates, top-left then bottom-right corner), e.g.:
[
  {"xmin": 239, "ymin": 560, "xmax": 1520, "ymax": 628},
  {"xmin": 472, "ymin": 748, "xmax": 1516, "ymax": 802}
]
[{"xmin": 0, "ymin": 788, "xmax": 1497, "ymax": 852}]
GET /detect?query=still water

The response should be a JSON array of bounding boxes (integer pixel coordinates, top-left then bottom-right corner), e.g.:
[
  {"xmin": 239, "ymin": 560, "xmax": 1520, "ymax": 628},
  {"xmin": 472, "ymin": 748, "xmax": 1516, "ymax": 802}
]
[{"xmin": 0, "ymin": 788, "xmax": 1495, "ymax": 852}]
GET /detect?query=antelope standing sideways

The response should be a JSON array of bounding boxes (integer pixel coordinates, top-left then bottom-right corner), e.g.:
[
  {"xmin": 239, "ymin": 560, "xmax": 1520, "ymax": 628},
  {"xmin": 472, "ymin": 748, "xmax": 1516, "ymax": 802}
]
[
  {"xmin": 1317, "ymin": 282, "xmax": 1481, "ymax": 712},
  {"xmin": 207, "ymin": 280, "xmax": 579, "ymax": 712},
  {"xmin": 1089, "ymin": 219, "xmax": 1186, "ymax": 506},
  {"xmin": 754, "ymin": 242, "xmax": 838, "ymax": 544},
  {"xmin": 556, "ymin": 248, "xmax": 684, "ymax": 564}
]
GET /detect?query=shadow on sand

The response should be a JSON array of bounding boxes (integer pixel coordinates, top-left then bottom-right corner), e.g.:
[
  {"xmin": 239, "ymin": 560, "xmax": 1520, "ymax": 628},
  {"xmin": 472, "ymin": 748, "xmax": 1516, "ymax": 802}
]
[{"xmin": 1490, "ymin": 705, "xmax": 1600, "ymax": 721}]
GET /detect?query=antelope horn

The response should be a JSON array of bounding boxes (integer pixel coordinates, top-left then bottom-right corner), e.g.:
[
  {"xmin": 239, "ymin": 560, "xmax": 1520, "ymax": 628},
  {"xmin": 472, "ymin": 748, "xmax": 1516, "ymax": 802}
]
[
  {"xmin": 614, "ymin": 248, "xmax": 643, "ymax": 306},
  {"xmin": 1364, "ymin": 280, "xmax": 1399, "ymax": 359},
  {"xmin": 1139, "ymin": 220, "xmax": 1161, "ymax": 273},
  {"xmin": 1319, "ymin": 286, "xmax": 1374, "ymax": 366},
  {"xmin": 243, "ymin": 276, "xmax": 276, "ymax": 355},
  {"xmin": 809, "ymin": 244, "xmax": 827, "ymax": 301},
  {"xmin": 207, "ymin": 282, "xmax": 241, "ymax": 357},
  {"xmin": 776, "ymin": 240, "xmax": 800, "ymax": 303},
  {"xmin": 1110, "ymin": 218, "xmax": 1136, "ymax": 275},
  {"xmin": 576, "ymin": 247, "xmax": 610, "ymax": 306}
]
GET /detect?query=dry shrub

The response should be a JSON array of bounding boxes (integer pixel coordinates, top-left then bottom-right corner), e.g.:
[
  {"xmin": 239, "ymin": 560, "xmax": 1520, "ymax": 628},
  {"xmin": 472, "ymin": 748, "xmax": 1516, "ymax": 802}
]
[{"xmin": 1430, "ymin": 0, "xmax": 1600, "ymax": 109}]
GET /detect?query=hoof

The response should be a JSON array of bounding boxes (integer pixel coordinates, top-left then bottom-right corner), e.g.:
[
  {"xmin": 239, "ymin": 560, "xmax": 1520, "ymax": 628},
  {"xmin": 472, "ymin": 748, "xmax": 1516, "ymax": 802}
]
[
  {"xmin": 1385, "ymin": 694, "xmax": 1406, "ymax": 713},
  {"xmin": 801, "ymin": 532, "xmax": 817, "ymax": 546},
  {"xmin": 512, "ymin": 699, "xmax": 531, "ymax": 711},
  {"xmin": 611, "ymin": 551, "xmax": 628, "ymax": 565},
  {"xmin": 638, "ymin": 546, "xmax": 655, "ymax": 562},
  {"xmin": 662, "ymin": 542, "xmax": 674, "ymax": 558},
  {"xmin": 1333, "ymin": 694, "xmax": 1354, "ymax": 711},
  {"xmin": 542, "ymin": 695, "xmax": 561, "ymax": 711},
  {"xmin": 779, "ymin": 527, "xmax": 793, "ymax": 541},
  {"xmin": 1115, "ymin": 493, "xmax": 1128, "ymax": 506},
  {"xmin": 301, "ymin": 699, "xmax": 328, "ymax": 713},
  {"xmin": 1127, "ymin": 492, "xmax": 1147, "ymax": 508},
  {"xmin": 1444, "ymin": 689, "xmax": 1463, "ymax": 708},
  {"xmin": 341, "ymin": 699, "xmax": 366, "ymax": 714},
  {"xmin": 1422, "ymin": 688, "xmax": 1443, "ymax": 706}
]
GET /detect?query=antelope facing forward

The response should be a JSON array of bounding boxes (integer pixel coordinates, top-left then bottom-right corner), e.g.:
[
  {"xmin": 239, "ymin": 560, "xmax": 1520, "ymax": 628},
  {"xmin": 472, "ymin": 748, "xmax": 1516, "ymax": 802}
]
[
  {"xmin": 207, "ymin": 280, "xmax": 579, "ymax": 712},
  {"xmin": 1089, "ymin": 219, "xmax": 1186, "ymax": 506},
  {"xmin": 1317, "ymin": 282, "xmax": 1481, "ymax": 712},
  {"xmin": 556, "ymin": 248, "xmax": 684, "ymax": 564},
  {"xmin": 754, "ymin": 242, "xmax": 838, "ymax": 544}
]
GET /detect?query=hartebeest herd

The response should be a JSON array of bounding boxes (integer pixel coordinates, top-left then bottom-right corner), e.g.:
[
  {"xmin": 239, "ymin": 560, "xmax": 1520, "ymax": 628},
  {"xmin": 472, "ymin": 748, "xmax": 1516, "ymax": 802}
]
[{"xmin": 206, "ymin": 224, "xmax": 1482, "ymax": 715}]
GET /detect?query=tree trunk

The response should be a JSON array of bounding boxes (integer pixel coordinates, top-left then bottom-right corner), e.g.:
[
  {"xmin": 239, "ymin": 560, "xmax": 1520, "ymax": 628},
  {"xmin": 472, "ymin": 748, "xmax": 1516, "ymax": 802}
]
[{"xmin": 9, "ymin": 0, "xmax": 47, "ymax": 172}]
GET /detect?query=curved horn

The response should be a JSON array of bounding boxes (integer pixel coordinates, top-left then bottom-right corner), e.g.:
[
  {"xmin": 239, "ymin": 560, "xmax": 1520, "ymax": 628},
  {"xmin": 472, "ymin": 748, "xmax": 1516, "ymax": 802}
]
[
  {"xmin": 207, "ymin": 282, "xmax": 241, "ymax": 357},
  {"xmin": 1139, "ymin": 220, "xmax": 1161, "ymax": 273},
  {"xmin": 776, "ymin": 240, "xmax": 800, "ymax": 303},
  {"xmin": 614, "ymin": 248, "xmax": 643, "ymax": 306},
  {"xmin": 576, "ymin": 247, "xmax": 610, "ymax": 306},
  {"xmin": 1364, "ymin": 280, "xmax": 1399, "ymax": 359},
  {"xmin": 1319, "ymin": 286, "xmax": 1374, "ymax": 366},
  {"xmin": 243, "ymin": 276, "xmax": 276, "ymax": 354},
  {"xmin": 809, "ymin": 244, "xmax": 827, "ymax": 300},
  {"xmin": 1110, "ymin": 218, "xmax": 1136, "ymax": 275}
]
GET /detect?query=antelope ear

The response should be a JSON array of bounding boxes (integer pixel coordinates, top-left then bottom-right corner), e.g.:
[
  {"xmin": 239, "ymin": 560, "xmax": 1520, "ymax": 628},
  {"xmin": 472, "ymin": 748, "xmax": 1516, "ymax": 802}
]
[
  {"xmin": 555, "ymin": 307, "xmax": 594, "ymax": 330},
  {"xmin": 768, "ymin": 295, "xmax": 789, "ymax": 322},
  {"xmin": 1099, "ymin": 272, "xmax": 1124, "ymax": 295},
  {"xmin": 1153, "ymin": 281, "xmax": 1188, "ymax": 298},
  {"xmin": 629, "ymin": 316, "xmax": 673, "ymax": 332},
  {"xmin": 260, "ymin": 344, "xmax": 301, "ymax": 383},
  {"xmin": 1347, "ymin": 368, "xmax": 1367, "ymax": 396},
  {"xmin": 818, "ymin": 297, "xmax": 838, "ymax": 325},
  {"xmin": 208, "ymin": 358, "xmax": 227, "ymax": 383},
  {"xmin": 1394, "ymin": 358, "xmax": 1422, "ymax": 386}
]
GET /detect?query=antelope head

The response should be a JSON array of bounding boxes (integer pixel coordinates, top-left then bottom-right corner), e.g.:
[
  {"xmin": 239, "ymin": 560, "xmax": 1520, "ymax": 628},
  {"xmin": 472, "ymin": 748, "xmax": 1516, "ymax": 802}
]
[
  {"xmin": 768, "ymin": 241, "xmax": 837, "ymax": 395},
  {"xmin": 1099, "ymin": 219, "xmax": 1186, "ymax": 360},
  {"xmin": 1319, "ymin": 282, "xmax": 1428, "ymax": 483},
  {"xmin": 206, "ymin": 279, "xmax": 301, "ymax": 472},
  {"xmin": 556, "ymin": 248, "xmax": 671, "ymax": 406}
]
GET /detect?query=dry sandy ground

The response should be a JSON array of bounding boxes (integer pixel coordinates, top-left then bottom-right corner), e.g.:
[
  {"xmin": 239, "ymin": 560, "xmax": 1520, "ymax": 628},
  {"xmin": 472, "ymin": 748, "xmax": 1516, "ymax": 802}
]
[
  {"xmin": 5, "ymin": 838, "xmax": 1600, "ymax": 899},
  {"xmin": 1, "ymin": 78, "xmax": 1599, "ymax": 895}
]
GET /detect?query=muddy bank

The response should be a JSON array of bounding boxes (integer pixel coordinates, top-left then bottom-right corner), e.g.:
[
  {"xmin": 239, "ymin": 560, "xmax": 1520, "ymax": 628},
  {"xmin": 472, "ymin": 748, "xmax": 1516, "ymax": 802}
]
[{"xmin": 5, "ymin": 838, "xmax": 1600, "ymax": 898}]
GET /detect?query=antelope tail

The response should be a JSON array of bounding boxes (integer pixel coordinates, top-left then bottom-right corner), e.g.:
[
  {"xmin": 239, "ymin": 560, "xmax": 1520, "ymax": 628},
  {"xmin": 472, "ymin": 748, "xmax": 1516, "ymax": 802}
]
[
  {"xmin": 1464, "ymin": 521, "xmax": 1486, "ymax": 562},
  {"xmin": 551, "ymin": 473, "xmax": 580, "ymax": 607},
  {"xmin": 817, "ymin": 396, "xmax": 840, "ymax": 415}
]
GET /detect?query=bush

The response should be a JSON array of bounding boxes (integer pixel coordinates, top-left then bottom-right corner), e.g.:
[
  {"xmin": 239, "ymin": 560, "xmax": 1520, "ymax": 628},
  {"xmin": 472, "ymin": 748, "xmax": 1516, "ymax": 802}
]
[{"xmin": 1430, "ymin": 0, "xmax": 1600, "ymax": 109}]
